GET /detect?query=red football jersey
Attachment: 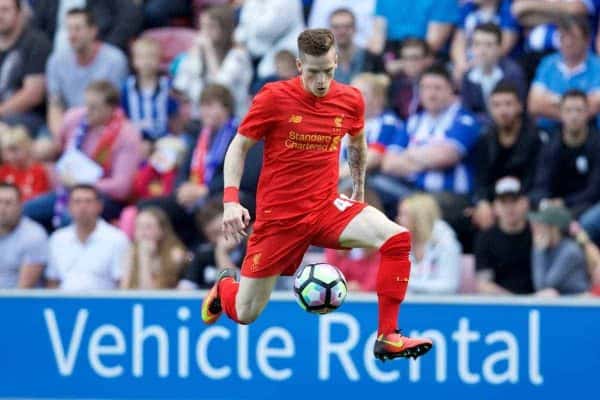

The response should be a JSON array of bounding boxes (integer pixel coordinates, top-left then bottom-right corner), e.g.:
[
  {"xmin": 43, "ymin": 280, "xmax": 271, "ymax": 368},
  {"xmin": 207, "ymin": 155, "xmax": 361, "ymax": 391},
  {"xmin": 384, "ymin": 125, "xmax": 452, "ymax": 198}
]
[{"xmin": 238, "ymin": 77, "xmax": 365, "ymax": 220}]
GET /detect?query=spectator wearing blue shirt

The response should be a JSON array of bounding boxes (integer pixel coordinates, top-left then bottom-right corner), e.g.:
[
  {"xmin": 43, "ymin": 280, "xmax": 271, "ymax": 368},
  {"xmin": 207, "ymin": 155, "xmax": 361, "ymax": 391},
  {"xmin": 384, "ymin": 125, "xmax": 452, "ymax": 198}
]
[
  {"xmin": 121, "ymin": 37, "xmax": 178, "ymax": 142},
  {"xmin": 528, "ymin": 15, "xmax": 600, "ymax": 130},
  {"xmin": 450, "ymin": 0, "xmax": 519, "ymax": 83},
  {"xmin": 340, "ymin": 73, "xmax": 403, "ymax": 182},
  {"xmin": 461, "ymin": 23, "xmax": 526, "ymax": 127},
  {"xmin": 369, "ymin": 0, "xmax": 460, "ymax": 56}
]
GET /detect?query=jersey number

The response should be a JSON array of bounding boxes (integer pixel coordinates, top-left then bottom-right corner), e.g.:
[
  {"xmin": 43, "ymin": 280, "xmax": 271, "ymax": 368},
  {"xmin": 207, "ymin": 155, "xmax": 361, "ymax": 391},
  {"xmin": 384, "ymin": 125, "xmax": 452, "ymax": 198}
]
[{"xmin": 334, "ymin": 197, "xmax": 353, "ymax": 212}]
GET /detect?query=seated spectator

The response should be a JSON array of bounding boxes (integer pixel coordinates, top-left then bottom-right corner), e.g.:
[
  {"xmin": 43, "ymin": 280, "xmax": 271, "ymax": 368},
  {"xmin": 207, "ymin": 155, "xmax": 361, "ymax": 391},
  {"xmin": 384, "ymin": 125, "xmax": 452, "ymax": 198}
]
[
  {"xmin": 569, "ymin": 221, "xmax": 600, "ymax": 295},
  {"xmin": 387, "ymin": 38, "xmax": 433, "ymax": 120},
  {"xmin": 46, "ymin": 8, "xmax": 128, "ymax": 137},
  {"xmin": 33, "ymin": 0, "xmax": 142, "ymax": 52},
  {"xmin": 472, "ymin": 82, "xmax": 542, "ymax": 230},
  {"xmin": 461, "ymin": 23, "xmax": 526, "ymax": 126},
  {"xmin": 250, "ymin": 49, "xmax": 298, "ymax": 94},
  {"xmin": 398, "ymin": 193, "xmax": 462, "ymax": 295},
  {"xmin": 0, "ymin": 182, "xmax": 48, "ymax": 288},
  {"xmin": 369, "ymin": 0, "xmax": 459, "ymax": 56},
  {"xmin": 121, "ymin": 207, "xmax": 187, "ymax": 289},
  {"xmin": 531, "ymin": 90, "xmax": 600, "ymax": 217},
  {"xmin": 178, "ymin": 197, "xmax": 245, "ymax": 290},
  {"xmin": 340, "ymin": 73, "xmax": 403, "ymax": 181},
  {"xmin": 307, "ymin": 0, "xmax": 375, "ymax": 48},
  {"xmin": 528, "ymin": 15, "xmax": 600, "ymax": 130},
  {"xmin": 529, "ymin": 204, "xmax": 590, "ymax": 296},
  {"xmin": 122, "ymin": 37, "xmax": 179, "ymax": 143},
  {"xmin": 0, "ymin": 125, "xmax": 50, "ymax": 201},
  {"xmin": 140, "ymin": 84, "xmax": 261, "ymax": 247},
  {"xmin": 173, "ymin": 5, "xmax": 252, "ymax": 119},
  {"xmin": 375, "ymin": 65, "xmax": 480, "ymax": 217},
  {"xmin": 234, "ymin": 0, "xmax": 304, "ymax": 79},
  {"xmin": 451, "ymin": 0, "xmax": 519, "ymax": 83},
  {"xmin": 24, "ymin": 81, "xmax": 142, "ymax": 231},
  {"xmin": 45, "ymin": 184, "xmax": 129, "ymax": 290},
  {"xmin": 328, "ymin": 8, "xmax": 379, "ymax": 84},
  {"xmin": 475, "ymin": 176, "xmax": 534, "ymax": 294},
  {"xmin": 0, "ymin": 0, "xmax": 51, "ymax": 136}
]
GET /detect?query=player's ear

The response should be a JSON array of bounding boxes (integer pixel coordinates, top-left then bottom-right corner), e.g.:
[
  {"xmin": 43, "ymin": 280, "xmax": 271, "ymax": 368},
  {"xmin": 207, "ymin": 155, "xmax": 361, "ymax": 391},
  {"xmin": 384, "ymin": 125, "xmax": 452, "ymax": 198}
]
[{"xmin": 296, "ymin": 57, "xmax": 302, "ymax": 73}]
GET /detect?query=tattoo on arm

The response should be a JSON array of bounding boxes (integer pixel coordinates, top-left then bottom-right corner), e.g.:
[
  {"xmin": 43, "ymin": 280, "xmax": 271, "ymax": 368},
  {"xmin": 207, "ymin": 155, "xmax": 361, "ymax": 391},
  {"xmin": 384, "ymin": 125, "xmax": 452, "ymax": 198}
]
[{"xmin": 348, "ymin": 136, "xmax": 367, "ymax": 196}]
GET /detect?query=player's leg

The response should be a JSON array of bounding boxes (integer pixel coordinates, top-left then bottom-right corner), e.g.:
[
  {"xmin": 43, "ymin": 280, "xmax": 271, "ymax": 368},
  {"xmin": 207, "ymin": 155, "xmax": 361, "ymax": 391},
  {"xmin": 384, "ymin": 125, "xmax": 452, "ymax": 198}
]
[{"xmin": 338, "ymin": 205, "xmax": 433, "ymax": 360}]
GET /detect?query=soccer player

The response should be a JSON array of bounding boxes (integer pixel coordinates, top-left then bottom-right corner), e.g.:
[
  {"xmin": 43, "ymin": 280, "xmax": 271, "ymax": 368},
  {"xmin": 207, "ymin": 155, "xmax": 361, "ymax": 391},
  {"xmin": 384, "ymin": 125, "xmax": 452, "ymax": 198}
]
[{"xmin": 201, "ymin": 29, "xmax": 433, "ymax": 361}]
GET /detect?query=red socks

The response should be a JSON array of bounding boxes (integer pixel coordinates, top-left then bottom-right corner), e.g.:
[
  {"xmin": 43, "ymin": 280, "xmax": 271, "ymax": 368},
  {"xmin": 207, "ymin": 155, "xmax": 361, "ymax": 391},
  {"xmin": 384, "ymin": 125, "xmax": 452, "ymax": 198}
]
[
  {"xmin": 376, "ymin": 231, "xmax": 412, "ymax": 335},
  {"xmin": 218, "ymin": 277, "xmax": 244, "ymax": 324}
]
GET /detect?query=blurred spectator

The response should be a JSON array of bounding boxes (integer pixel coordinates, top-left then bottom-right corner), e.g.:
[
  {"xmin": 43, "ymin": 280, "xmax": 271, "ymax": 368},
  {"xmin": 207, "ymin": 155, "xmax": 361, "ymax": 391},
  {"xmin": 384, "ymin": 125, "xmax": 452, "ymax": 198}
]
[
  {"xmin": 398, "ymin": 193, "xmax": 462, "ymax": 295},
  {"xmin": 0, "ymin": 0, "xmax": 51, "ymax": 136},
  {"xmin": 140, "ymin": 84, "xmax": 261, "ymax": 247},
  {"xmin": 369, "ymin": 0, "xmax": 459, "ymax": 56},
  {"xmin": 528, "ymin": 15, "xmax": 600, "ymax": 130},
  {"xmin": 45, "ymin": 184, "xmax": 129, "ymax": 290},
  {"xmin": 178, "ymin": 197, "xmax": 245, "ymax": 290},
  {"xmin": 387, "ymin": 38, "xmax": 433, "ymax": 120},
  {"xmin": 328, "ymin": 8, "xmax": 377, "ymax": 84},
  {"xmin": 46, "ymin": 8, "xmax": 128, "ymax": 138},
  {"xmin": 0, "ymin": 125, "xmax": 50, "ymax": 201},
  {"xmin": 173, "ymin": 5, "xmax": 252, "ymax": 119},
  {"xmin": 472, "ymin": 82, "xmax": 542, "ymax": 230},
  {"xmin": 307, "ymin": 0, "xmax": 375, "ymax": 48},
  {"xmin": 475, "ymin": 176, "xmax": 534, "ymax": 294},
  {"xmin": 143, "ymin": 0, "xmax": 191, "ymax": 29},
  {"xmin": 121, "ymin": 207, "xmax": 187, "ymax": 289},
  {"xmin": 451, "ymin": 0, "xmax": 519, "ymax": 82},
  {"xmin": 340, "ymin": 73, "xmax": 403, "ymax": 181},
  {"xmin": 474, "ymin": 176, "xmax": 533, "ymax": 295},
  {"xmin": 122, "ymin": 37, "xmax": 179, "ymax": 142},
  {"xmin": 33, "ymin": 0, "xmax": 142, "ymax": 52},
  {"xmin": 0, "ymin": 182, "xmax": 48, "ymax": 288},
  {"xmin": 461, "ymin": 23, "xmax": 526, "ymax": 125},
  {"xmin": 529, "ymin": 204, "xmax": 590, "ymax": 296},
  {"xmin": 569, "ymin": 221, "xmax": 600, "ymax": 295},
  {"xmin": 234, "ymin": 0, "xmax": 304, "ymax": 79},
  {"xmin": 25, "ymin": 81, "xmax": 142, "ymax": 231},
  {"xmin": 250, "ymin": 49, "xmax": 298, "ymax": 94},
  {"xmin": 376, "ymin": 65, "xmax": 480, "ymax": 214},
  {"xmin": 531, "ymin": 90, "xmax": 600, "ymax": 217}
]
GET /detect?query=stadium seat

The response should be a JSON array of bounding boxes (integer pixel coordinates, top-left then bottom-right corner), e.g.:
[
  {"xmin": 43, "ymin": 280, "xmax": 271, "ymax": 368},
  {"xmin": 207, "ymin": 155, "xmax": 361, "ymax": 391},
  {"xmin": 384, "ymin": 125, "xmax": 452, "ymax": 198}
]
[{"xmin": 141, "ymin": 28, "xmax": 197, "ymax": 72}]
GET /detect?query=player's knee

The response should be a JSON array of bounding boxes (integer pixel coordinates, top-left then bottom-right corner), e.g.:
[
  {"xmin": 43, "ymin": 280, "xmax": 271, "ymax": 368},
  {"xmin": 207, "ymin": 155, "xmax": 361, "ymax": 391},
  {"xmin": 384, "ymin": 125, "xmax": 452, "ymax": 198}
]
[{"xmin": 379, "ymin": 230, "xmax": 411, "ymax": 257}]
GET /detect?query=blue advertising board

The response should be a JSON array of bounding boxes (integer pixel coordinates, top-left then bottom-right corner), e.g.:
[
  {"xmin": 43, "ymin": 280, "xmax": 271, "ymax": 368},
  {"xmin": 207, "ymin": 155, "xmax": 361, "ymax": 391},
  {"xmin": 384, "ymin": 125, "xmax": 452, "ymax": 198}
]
[{"xmin": 0, "ymin": 291, "xmax": 599, "ymax": 400}]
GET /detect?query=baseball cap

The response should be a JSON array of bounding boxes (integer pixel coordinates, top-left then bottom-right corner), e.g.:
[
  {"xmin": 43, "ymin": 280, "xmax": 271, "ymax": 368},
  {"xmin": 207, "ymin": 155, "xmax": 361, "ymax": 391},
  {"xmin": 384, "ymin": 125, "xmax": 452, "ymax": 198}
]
[
  {"xmin": 528, "ymin": 205, "xmax": 571, "ymax": 229},
  {"xmin": 494, "ymin": 176, "xmax": 523, "ymax": 198}
]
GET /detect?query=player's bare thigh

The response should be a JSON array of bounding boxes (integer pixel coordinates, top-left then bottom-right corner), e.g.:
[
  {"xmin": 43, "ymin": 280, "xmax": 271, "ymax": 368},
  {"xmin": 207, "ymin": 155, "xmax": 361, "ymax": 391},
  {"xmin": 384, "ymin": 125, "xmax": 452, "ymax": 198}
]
[
  {"xmin": 235, "ymin": 274, "xmax": 279, "ymax": 323},
  {"xmin": 339, "ymin": 205, "xmax": 407, "ymax": 249}
]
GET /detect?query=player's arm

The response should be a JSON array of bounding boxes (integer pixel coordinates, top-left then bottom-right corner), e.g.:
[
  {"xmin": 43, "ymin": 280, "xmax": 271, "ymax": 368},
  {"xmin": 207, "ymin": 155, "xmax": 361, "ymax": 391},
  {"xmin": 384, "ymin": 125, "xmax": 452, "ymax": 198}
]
[
  {"xmin": 222, "ymin": 133, "xmax": 257, "ymax": 243},
  {"xmin": 346, "ymin": 130, "xmax": 367, "ymax": 202}
]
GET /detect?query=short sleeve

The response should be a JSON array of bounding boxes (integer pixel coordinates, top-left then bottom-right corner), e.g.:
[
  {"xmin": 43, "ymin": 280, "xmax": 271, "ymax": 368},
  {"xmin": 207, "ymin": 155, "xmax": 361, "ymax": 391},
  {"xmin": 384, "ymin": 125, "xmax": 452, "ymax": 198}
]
[
  {"xmin": 349, "ymin": 88, "xmax": 365, "ymax": 136},
  {"xmin": 588, "ymin": 56, "xmax": 600, "ymax": 93},
  {"xmin": 238, "ymin": 85, "xmax": 278, "ymax": 140},
  {"xmin": 45, "ymin": 52, "xmax": 60, "ymax": 99},
  {"xmin": 531, "ymin": 55, "xmax": 554, "ymax": 91},
  {"xmin": 21, "ymin": 224, "xmax": 48, "ymax": 266},
  {"xmin": 445, "ymin": 112, "xmax": 481, "ymax": 155},
  {"xmin": 430, "ymin": 0, "xmax": 460, "ymax": 24}
]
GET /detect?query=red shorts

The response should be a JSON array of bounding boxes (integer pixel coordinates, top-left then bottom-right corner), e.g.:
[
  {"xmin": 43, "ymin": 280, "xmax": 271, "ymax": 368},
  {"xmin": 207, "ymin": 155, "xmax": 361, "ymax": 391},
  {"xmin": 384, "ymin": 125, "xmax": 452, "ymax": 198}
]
[{"xmin": 241, "ymin": 195, "xmax": 368, "ymax": 278}]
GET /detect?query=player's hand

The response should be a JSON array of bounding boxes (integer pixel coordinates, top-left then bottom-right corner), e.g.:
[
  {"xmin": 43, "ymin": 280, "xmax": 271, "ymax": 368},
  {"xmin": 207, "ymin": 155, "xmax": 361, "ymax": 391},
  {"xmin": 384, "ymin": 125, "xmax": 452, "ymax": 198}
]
[{"xmin": 222, "ymin": 202, "xmax": 251, "ymax": 243}]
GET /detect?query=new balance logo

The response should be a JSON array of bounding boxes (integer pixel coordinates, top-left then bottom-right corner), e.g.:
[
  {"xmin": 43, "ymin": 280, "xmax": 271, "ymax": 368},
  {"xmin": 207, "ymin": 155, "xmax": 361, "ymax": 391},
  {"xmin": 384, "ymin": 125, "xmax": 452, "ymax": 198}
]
[{"xmin": 289, "ymin": 115, "xmax": 303, "ymax": 123}]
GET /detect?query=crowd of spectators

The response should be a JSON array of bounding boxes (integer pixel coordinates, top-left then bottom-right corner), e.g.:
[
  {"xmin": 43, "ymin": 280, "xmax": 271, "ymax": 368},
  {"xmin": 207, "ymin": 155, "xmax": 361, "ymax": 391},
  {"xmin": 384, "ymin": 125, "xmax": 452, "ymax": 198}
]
[{"xmin": 1, "ymin": 0, "xmax": 600, "ymax": 298}]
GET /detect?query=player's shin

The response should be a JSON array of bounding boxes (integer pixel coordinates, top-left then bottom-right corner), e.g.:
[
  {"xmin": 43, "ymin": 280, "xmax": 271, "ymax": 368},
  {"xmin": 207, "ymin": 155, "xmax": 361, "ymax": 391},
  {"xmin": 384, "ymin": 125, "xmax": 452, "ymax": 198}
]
[{"xmin": 376, "ymin": 231, "xmax": 411, "ymax": 335}]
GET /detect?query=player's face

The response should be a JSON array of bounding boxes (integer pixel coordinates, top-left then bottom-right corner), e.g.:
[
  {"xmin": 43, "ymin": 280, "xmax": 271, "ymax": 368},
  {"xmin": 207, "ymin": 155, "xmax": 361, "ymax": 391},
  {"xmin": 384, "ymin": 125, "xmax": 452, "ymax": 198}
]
[
  {"xmin": 489, "ymin": 92, "xmax": 522, "ymax": 129},
  {"xmin": 297, "ymin": 47, "xmax": 337, "ymax": 97}
]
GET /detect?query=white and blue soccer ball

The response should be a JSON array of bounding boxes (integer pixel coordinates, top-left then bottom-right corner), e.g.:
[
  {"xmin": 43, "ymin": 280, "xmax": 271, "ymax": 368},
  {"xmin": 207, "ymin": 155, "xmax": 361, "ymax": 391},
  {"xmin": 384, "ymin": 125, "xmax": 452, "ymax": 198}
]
[{"xmin": 293, "ymin": 263, "xmax": 348, "ymax": 314}]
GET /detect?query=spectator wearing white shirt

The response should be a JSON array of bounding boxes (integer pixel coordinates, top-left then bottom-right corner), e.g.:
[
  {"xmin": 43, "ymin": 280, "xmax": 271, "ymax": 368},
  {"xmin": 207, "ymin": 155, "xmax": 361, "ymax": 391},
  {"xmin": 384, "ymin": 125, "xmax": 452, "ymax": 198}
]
[
  {"xmin": 46, "ymin": 184, "xmax": 128, "ymax": 290},
  {"xmin": 397, "ymin": 193, "xmax": 462, "ymax": 295},
  {"xmin": 0, "ymin": 182, "xmax": 48, "ymax": 288}
]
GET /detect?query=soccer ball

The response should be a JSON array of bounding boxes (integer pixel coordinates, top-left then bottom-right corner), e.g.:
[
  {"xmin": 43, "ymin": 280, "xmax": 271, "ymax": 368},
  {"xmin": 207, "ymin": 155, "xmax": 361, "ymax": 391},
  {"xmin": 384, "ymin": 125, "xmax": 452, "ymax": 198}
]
[{"xmin": 293, "ymin": 263, "xmax": 348, "ymax": 314}]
